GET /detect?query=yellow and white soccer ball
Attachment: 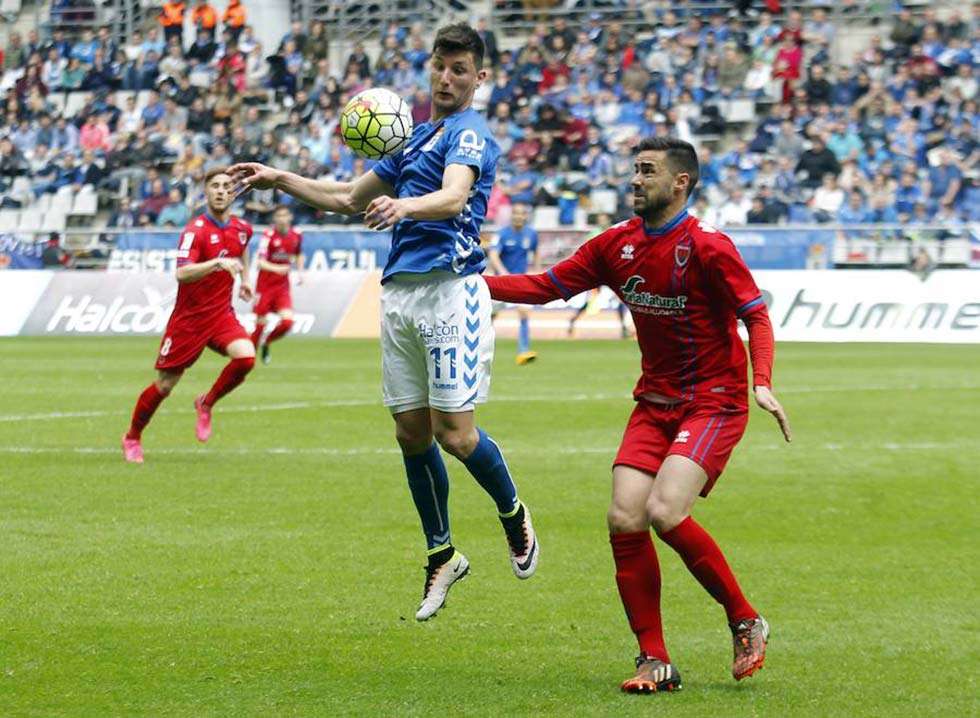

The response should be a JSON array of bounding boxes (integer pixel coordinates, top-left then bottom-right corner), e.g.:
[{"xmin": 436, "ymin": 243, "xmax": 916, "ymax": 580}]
[{"xmin": 340, "ymin": 88, "xmax": 413, "ymax": 160}]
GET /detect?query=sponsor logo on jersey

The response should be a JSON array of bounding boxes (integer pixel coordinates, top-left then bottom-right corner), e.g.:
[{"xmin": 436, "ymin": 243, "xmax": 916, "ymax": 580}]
[
  {"xmin": 620, "ymin": 275, "xmax": 687, "ymax": 315},
  {"xmin": 456, "ymin": 129, "xmax": 486, "ymax": 161}
]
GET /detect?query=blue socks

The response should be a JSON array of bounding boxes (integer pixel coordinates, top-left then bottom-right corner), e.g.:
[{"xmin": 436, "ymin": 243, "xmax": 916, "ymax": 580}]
[
  {"xmin": 403, "ymin": 443, "xmax": 451, "ymax": 552},
  {"xmin": 518, "ymin": 317, "xmax": 530, "ymax": 354},
  {"xmin": 463, "ymin": 429, "xmax": 519, "ymax": 515}
]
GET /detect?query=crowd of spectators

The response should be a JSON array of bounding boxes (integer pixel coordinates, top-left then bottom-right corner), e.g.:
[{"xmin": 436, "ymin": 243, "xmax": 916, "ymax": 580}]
[{"xmin": 0, "ymin": 2, "xmax": 976, "ymax": 233}]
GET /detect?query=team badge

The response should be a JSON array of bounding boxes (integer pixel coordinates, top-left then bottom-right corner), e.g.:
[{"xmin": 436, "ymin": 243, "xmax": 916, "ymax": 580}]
[
  {"xmin": 239, "ymin": 232, "xmax": 248, "ymax": 244},
  {"xmin": 674, "ymin": 244, "xmax": 691, "ymax": 268}
]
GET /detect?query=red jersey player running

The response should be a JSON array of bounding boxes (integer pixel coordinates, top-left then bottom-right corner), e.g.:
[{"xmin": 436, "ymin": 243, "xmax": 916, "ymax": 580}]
[
  {"xmin": 122, "ymin": 167, "xmax": 256, "ymax": 463},
  {"xmin": 250, "ymin": 204, "xmax": 304, "ymax": 364},
  {"xmin": 483, "ymin": 137, "xmax": 792, "ymax": 694}
]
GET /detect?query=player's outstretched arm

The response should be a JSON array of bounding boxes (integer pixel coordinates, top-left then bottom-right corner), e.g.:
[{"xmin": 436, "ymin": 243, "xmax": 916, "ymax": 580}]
[
  {"xmin": 485, "ymin": 238, "xmax": 604, "ymax": 305},
  {"xmin": 743, "ymin": 308, "xmax": 792, "ymax": 443},
  {"xmin": 364, "ymin": 164, "xmax": 474, "ymax": 230},
  {"xmin": 228, "ymin": 163, "xmax": 393, "ymax": 215}
]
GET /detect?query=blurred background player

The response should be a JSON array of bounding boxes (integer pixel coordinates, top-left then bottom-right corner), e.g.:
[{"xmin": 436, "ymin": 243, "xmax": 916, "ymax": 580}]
[
  {"xmin": 487, "ymin": 202, "xmax": 539, "ymax": 364},
  {"xmin": 229, "ymin": 23, "xmax": 538, "ymax": 621},
  {"xmin": 251, "ymin": 205, "xmax": 304, "ymax": 365},
  {"xmin": 121, "ymin": 167, "xmax": 255, "ymax": 463},
  {"xmin": 484, "ymin": 138, "xmax": 792, "ymax": 694}
]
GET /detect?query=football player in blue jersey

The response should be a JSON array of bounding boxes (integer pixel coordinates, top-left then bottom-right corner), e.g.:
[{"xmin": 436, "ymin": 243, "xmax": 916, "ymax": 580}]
[
  {"xmin": 229, "ymin": 23, "xmax": 538, "ymax": 621},
  {"xmin": 488, "ymin": 203, "xmax": 540, "ymax": 364}
]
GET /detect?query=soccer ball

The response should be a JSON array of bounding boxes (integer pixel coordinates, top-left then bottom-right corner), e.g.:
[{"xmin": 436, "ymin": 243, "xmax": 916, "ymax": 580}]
[{"xmin": 340, "ymin": 88, "xmax": 413, "ymax": 160}]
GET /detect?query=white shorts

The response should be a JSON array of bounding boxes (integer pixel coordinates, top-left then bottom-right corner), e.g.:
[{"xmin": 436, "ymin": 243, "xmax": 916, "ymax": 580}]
[{"xmin": 381, "ymin": 271, "xmax": 494, "ymax": 414}]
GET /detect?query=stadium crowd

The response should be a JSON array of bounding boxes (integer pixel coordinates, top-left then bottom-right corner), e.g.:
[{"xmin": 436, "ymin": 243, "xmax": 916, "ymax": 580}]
[{"xmin": 0, "ymin": 3, "xmax": 976, "ymax": 233}]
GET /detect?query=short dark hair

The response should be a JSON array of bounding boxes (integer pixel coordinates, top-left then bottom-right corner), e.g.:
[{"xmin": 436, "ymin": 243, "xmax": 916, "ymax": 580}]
[
  {"xmin": 204, "ymin": 166, "xmax": 230, "ymax": 184},
  {"xmin": 636, "ymin": 137, "xmax": 700, "ymax": 197},
  {"xmin": 433, "ymin": 23, "xmax": 485, "ymax": 69}
]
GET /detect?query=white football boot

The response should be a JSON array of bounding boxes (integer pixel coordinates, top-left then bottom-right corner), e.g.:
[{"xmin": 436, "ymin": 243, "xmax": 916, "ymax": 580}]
[
  {"xmin": 500, "ymin": 501, "xmax": 539, "ymax": 579},
  {"xmin": 415, "ymin": 551, "xmax": 470, "ymax": 621}
]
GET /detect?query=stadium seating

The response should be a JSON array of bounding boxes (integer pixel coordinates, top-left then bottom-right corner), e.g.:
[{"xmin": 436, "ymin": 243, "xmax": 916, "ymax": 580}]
[{"xmin": 0, "ymin": 1, "xmax": 973, "ymax": 268}]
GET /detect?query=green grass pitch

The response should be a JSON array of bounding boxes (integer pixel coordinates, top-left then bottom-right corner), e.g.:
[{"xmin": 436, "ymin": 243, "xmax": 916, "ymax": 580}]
[{"xmin": 1, "ymin": 337, "xmax": 977, "ymax": 717}]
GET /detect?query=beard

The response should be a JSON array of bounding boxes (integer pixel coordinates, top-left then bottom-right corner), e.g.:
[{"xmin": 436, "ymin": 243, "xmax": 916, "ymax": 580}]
[{"xmin": 633, "ymin": 191, "xmax": 672, "ymax": 221}]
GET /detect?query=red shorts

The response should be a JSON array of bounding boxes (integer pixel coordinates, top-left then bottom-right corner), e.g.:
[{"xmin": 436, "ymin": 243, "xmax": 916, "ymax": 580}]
[
  {"xmin": 613, "ymin": 399, "xmax": 749, "ymax": 497},
  {"xmin": 254, "ymin": 286, "xmax": 292, "ymax": 316},
  {"xmin": 154, "ymin": 311, "xmax": 250, "ymax": 371}
]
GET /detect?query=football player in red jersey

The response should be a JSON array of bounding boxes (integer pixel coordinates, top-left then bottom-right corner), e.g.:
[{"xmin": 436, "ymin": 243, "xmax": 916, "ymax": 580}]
[
  {"xmin": 250, "ymin": 205, "xmax": 304, "ymax": 365},
  {"xmin": 484, "ymin": 137, "xmax": 792, "ymax": 694},
  {"xmin": 122, "ymin": 167, "xmax": 256, "ymax": 463}
]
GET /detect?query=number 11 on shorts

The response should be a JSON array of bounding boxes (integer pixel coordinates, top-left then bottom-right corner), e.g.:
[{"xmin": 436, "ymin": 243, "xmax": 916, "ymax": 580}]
[{"xmin": 429, "ymin": 347, "xmax": 457, "ymax": 380}]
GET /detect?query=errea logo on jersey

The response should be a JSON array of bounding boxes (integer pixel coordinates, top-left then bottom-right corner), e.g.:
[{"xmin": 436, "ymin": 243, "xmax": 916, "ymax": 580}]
[
  {"xmin": 620, "ymin": 244, "xmax": 635, "ymax": 261},
  {"xmin": 674, "ymin": 430, "xmax": 690, "ymax": 444}
]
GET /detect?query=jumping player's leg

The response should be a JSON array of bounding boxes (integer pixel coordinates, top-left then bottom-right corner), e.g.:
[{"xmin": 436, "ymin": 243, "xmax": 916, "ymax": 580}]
[
  {"xmin": 383, "ymin": 279, "xmax": 468, "ymax": 620},
  {"xmin": 432, "ymin": 408, "xmax": 538, "ymax": 580}
]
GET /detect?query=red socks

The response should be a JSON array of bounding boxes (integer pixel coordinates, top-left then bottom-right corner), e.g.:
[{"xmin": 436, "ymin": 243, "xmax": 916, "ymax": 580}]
[
  {"xmin": 250, "ymin": 323, "xmax": 265, "ymax": 347},
  {"xmin": 203, "ymin": 356, "xmax": 255, "ymax": 407},
  {"xmin": 265, "ymin": 318, "xmax": 293, "ymax": 345},
  {"xmin": 658, "ymin": 516, "xmax": 757, "ymax": 624},
  {"xmin": 610, "ymin": 531, "xmax": 669, "ymax": 662},
  {"xmin": 126, "ymin": 383, "xmax": 166, "ymax": 440}
]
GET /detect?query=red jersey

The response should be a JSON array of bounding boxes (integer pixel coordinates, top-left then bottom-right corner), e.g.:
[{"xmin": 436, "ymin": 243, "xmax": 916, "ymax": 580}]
[
  {"xmin": 173, "ymin": 213, "xmax": 253, "ymax": 325},
  {"xmin": 256, "ymin": 226, "xmax": 302, "ymax": 293},
  {"xmin": 485, "ymin": 211, "xmax": 772, "ymax": 407}
]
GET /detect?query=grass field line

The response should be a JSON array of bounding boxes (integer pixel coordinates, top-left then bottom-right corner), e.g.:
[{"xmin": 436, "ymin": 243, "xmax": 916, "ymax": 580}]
[
  {"xmin": 3, "ymin": 381, "xmax": 978, "ymax": 424},
  {"xmin": 0, "ymin": 440, "xmax": 970, "ymax": 457}
]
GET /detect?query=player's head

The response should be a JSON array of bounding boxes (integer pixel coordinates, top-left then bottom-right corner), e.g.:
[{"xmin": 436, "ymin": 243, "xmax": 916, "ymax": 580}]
[
  {"xmin": 429, "ymin": 23, "xmax": 487, "ymax": 117},
  {"xmin": 631, "ymin": 137, "xmax": 700, "ymax": 222},
  {"xmin": 204, "ymin": 166, "xmax": 234, "ymax": 215},
  {"xmin": 272, "ymin": 204, "xmax": 292, "ymax": 233},
  {"xmin": 510, "ymin": 203, "xmax": 530, "ymax": 229}
]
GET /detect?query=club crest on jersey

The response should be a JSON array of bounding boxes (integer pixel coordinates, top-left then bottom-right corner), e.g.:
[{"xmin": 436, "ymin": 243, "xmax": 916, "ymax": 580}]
[
  {"xmin": 238, "ymin": 232, "xmax": 248, "ymax": 245},
  {"xmin": 675, "ymin": 244, "xmax": 691, "ymax": 267},
  {"xmin": 620, "ymin": 244, "xmax": 635, "ymax": 261},
  {"xmin": 421, "ymin": 126, "xmax": 445, "ymax": 153},
  {"xmin": 620, "ymin": 275, "xmax": 687, "ymax": 315}
]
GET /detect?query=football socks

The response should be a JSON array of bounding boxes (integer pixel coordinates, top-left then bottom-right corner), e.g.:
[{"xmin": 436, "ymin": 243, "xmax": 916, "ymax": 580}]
[
  {"xmin": 403, "ymin": 443, "xmax": 452, "ymax": 552},
  {"xmin": 203, "ymin": 356, "xmax": 255, "ymax": 407},
  {"xmin": 518, "ymin": 317, "xmax": 530, "ymax": 354},
  {"xmin": 659, "ymin": 517, "xmax": 757, "ymax": 624},
  {"xmin": 462, "ymin": 428, "xmax": 519, "ymax": 515},
  {"xmin": 125, "ymin": 383, "xmax": 167, "ymax": 440},
  {"xmin": 611, "ymin": 530, "xmax": 670, "ymax": 663},
  {"xmin": 265, "ymin": 318, "xmax": 293, "ymax": 345}
]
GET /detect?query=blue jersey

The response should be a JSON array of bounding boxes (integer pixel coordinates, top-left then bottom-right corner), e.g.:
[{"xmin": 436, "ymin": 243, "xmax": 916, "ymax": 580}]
[
  {"xmin": 373, "ymin": 107, "xmax": 501, "ymax": 282},
  {"xmin": 495, "ymin": 225, "xmax": 538, "ymax": 274}
]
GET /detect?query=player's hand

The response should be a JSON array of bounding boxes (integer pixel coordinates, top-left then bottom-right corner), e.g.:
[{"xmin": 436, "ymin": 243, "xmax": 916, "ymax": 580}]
[
  {"xmin": 754, "ymin": 386, "xmax": 792, "ymax": 443},
  {"xmin": 364, "ymin": 196, "xmax": 409, "ymax": 230},
  {"xmin": 227, "ymin": 162, "xmax": 280, "ymax": 193},
  {"xmin": 238, "ymin": 283, "xmax": 254, "ymax": 302},
  {"xmin": 216, "ymin": 257, "xmax": 243, "ymax": 276}
]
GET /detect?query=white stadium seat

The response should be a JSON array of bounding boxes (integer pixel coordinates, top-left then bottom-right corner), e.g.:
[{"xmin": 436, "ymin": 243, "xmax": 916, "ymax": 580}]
[
  {"xmin": 17, "ymin": 209, "xmax": 43, "ymax": 231},
  {"xmin": 0, "ymin": 209, "xmax": 19, "ymax": 231},
  {"xmin": 33, "ymin": 194, "xmax": 52, "ymax": 214},
  {"xmin": 532, "ymin": 206, "xmax": 560, "ymax": 230},
  {"xmin": 43, "ymin": 211, "xmax": 68, "ymax": 232},
  {"xmin": 71, "ymin": 190, "xmax": 98, "ymax": 216}
]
